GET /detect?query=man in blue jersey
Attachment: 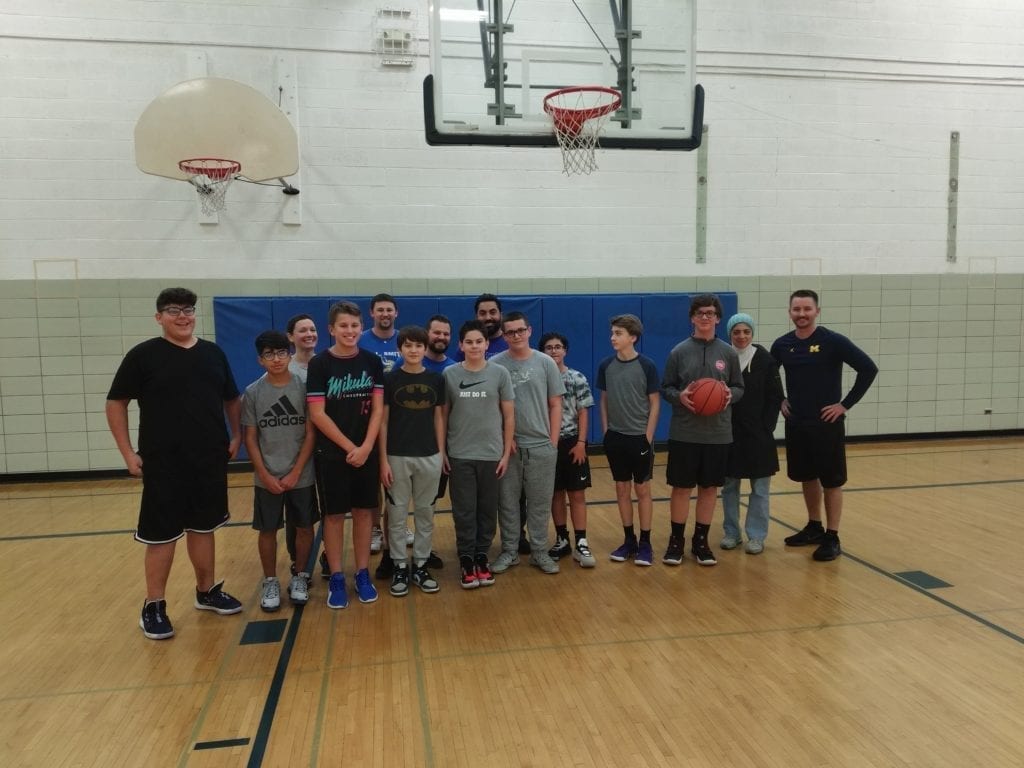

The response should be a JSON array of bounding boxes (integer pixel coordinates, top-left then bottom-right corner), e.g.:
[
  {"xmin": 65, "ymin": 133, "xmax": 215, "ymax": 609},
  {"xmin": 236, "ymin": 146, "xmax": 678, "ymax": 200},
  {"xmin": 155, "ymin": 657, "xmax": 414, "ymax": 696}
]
[
  {"xmin": 770, "ymin": 290, "xmax": 877, "ymax": 562},
  {"xmin": 360, "ymin": 293, "xmax": 403, "ymax": 374},
  {"xmin": 423, "ymin": 314, "xmax": 457, "ymax": 373}
]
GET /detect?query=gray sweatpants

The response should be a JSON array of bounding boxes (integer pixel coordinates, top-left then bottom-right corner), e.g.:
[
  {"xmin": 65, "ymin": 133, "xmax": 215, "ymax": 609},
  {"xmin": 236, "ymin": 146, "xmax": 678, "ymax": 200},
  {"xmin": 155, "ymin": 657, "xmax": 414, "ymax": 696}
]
[
  {"xmin": 498, "ymin": 442, "xmax": 557, "ymax": 555},
  {"xmin": 386, "ymin": 453, "xmax": 442, "ymax": 566}
]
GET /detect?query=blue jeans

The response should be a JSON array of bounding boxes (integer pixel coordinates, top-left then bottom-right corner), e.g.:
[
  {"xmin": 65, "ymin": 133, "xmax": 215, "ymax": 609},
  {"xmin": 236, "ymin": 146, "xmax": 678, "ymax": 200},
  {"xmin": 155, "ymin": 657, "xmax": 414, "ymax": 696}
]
[{"xmin": 721, "ymin": 476, "xmax": 771, "ymax": 541}]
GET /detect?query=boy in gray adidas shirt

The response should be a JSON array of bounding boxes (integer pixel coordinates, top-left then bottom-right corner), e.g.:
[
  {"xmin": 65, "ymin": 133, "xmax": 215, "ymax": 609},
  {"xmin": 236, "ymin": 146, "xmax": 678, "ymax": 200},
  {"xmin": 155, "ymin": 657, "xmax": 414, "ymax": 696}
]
[{"xmin": 242, "ymin": 330, "xmax": 317, "ymax": 611}]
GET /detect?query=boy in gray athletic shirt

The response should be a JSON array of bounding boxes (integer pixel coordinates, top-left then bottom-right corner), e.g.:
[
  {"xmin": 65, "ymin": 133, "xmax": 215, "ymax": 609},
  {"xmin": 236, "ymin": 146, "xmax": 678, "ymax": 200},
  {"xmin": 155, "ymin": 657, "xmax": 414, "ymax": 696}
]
[
  {"xmin": 596, "ymin": 314, "xmax": 661, "ymax": 566},
  {"xmin": 441, "ymin": 320, "xmax": 515, "ymax": 589},
  {"xmin": 491, "ymin": 311, "xmax": 565, "ymax": 575},
  {"xmin": 241, "ymin": 330, "xmax": 317, "ymax": 611}
]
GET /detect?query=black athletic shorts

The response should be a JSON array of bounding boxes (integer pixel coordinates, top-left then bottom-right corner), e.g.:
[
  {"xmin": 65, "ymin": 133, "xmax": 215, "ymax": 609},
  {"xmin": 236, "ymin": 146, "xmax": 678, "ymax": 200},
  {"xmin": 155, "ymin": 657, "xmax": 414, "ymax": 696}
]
[
  {"xmin": 135, "ymin": 451, "xmax": 230, "ymax": 544},
  {"xmin": 252, "ymin": 485, "xmax": 317, "ymax": 532},
  {"xmin": 784, "ymin": 420, "xmax": 847, "ymax": 488},
  {"xmin": 553, "ymin": 436, "xmax": 593, "ymax": 492},
  {"xmin": 315, "ymin": 450, "xmax": 381, "ymax": 515},
  {"xmin": 666, "ymin": 441, "xmax": 729, "ymax": 489},
  {"xmin": 603, "ymin": 430, "xmax": 654, "ymax": 484}
]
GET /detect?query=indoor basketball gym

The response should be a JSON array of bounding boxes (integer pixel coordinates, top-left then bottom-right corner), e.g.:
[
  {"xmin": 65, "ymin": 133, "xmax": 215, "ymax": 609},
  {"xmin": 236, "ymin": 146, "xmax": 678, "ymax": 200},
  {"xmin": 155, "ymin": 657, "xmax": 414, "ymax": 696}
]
[{"xmin": 2, "ymin": 1, "xmax": 1023, "ymax": 767}]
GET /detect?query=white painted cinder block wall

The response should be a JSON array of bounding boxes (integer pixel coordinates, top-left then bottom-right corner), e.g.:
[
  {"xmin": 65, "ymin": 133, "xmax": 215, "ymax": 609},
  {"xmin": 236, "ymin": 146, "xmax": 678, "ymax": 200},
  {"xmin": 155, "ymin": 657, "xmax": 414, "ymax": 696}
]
[
  {"xmin": 1, "ymin": 0, "xmax": 1023, "ymax": 473},
  {"xmin": 2, "ymin": 0, "xmax": 1023, "ymax": 280}
]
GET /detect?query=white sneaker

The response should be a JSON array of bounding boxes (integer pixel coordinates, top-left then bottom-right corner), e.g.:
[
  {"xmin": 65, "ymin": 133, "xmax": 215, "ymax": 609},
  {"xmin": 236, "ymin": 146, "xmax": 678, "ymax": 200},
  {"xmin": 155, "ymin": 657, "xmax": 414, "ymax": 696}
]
[
  {"xmin": 573, "ymin": 538, "xmax": 597, "ymax": 568},
  {"xmin": 370, "ymin": 526, "xmax": 384, "ymax": 554},
  {"xmin": 491, "ymin": 551, "xmax": 520, "ymax": 574},
  {"xmin": 745, "ymin": 538, "xmax": 765, "ymax": 555},
  {"xmin": 405, "ymin": 527, "xmax": 414, "ymax": 547},
  {"xmin": 260, "ymin": 577, "xmax": 281, "ymax": 612},
  {"xmin": 289, "ymin": 573, "xmax": 309, "ymax": 604},
  {"xmin": 720, "ymin": 534, "xmax": 742, "ymax": 550}
]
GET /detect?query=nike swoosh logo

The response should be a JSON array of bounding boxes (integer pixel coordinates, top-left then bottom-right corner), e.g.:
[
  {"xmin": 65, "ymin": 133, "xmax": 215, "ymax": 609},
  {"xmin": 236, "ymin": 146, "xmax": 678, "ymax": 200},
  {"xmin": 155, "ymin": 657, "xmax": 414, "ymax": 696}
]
[
  {"xmin": 459, "ymin": 380, "xmax": 485, "ymax": 389},
  {"xmin": 580, "ymin": 475, "xmax": 589, "ymax": 481},
  {"xmin": 640, "ymin": 450, "xmax": 649, "ymax": 456}
]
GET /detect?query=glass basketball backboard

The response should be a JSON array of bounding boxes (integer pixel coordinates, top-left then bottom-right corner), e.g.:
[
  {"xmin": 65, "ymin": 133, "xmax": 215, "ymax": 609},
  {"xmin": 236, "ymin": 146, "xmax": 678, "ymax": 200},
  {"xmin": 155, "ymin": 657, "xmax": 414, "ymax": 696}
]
[{"xmin": 425, "ymin": 0, "xmax": 702, "ymax": 150}]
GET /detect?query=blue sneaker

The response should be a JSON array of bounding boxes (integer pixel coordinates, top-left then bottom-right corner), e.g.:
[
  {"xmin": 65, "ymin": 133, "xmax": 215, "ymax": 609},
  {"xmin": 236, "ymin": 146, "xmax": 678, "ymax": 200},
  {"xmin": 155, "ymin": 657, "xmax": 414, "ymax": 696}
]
[
  {"xmin": 635, "ymin": 541, "xmax": 654, "ymax": 567},
  {"xmin": 609, "ymin": 539, "xmax": 637, "ymax": 562},
  {"xmin": 327, "ymin": 573, "xmax": 348, "ymax": 609},
  {"xmin": 355, "ymin": 568, "xmax": 378, "ymax": 604}
]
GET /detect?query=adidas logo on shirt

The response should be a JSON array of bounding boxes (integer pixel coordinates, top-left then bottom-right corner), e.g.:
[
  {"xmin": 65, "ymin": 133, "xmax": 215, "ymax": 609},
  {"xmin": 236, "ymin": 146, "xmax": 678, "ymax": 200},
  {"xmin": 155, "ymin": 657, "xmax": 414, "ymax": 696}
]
[{"xmin": 258, "ymin": 396, "xmax": 305, "ymax": 428}]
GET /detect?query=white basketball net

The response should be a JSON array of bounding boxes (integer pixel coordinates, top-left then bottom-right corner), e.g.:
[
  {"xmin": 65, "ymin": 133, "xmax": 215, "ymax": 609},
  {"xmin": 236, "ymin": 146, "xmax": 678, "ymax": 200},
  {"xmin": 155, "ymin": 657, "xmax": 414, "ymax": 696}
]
[
  {"xmin": 179, "ymin": 159, "xmax": 240, "ymax": 215},
  {"xmin": 545, "ymin": 89, "xmax": 621, "ymax": 176}
]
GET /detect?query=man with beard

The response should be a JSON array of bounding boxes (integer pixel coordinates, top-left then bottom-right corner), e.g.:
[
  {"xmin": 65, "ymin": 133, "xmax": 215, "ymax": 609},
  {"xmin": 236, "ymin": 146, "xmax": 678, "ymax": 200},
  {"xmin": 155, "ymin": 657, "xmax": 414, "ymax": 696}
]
[
  {"xmin": 771, "ymin": 289, "xmax": 877, "ymax": 562},
  {"xmin": 454, "ymin": 293, "xmax": 508, "ymax": 361},
  {"xmin": 360, "ymin": 293, "xmax": 402, "ymax": 374},
  {"xmin": 423, "ymin": 314, "xmax": 456, "ymax": 373}
]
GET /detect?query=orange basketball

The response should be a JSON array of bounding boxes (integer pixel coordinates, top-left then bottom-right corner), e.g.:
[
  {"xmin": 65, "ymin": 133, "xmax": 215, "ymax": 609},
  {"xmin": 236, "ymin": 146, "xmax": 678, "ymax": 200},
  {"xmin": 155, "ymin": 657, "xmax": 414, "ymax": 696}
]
[{"xmin": 690, "ymin": 378, "xmax": 728, "ymax": 416}]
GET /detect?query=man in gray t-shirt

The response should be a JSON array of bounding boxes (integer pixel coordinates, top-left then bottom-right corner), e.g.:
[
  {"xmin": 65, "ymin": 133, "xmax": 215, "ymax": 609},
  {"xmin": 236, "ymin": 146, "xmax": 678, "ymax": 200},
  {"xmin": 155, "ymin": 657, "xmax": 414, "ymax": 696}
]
[{"xmin": 490, "ymin": 312, "xmax": 565, "ymax": 574}]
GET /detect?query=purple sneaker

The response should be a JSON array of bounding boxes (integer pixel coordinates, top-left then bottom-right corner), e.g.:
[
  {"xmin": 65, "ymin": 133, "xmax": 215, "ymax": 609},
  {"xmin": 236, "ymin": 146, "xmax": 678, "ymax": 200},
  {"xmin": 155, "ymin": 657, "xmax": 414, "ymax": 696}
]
[
  {"xmin": 635, "ymin": 541, "xmax": 654, "ymax": 566},
  {"xmin": 609, "ymin": 539, "xmax": 637, "ymax": 562}
]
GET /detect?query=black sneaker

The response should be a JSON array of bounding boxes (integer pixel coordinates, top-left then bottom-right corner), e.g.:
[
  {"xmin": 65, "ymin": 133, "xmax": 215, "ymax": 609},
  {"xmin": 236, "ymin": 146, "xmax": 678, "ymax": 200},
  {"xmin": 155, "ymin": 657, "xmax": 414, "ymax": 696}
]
[
  {"xmin": 140, "ymin": 599, "xmax": 174, "ymax": 640},
  {"xmin": 784, "ymin": 523, "xmax": 825, "ymax": 546},
  {"xmin": 194, "ymin": 581, "xmax": 243, "ymax": 614},
  {"xmin": 375, "ymin": 551, "xmax": 395, "ymax": 580},
  {"xmin": 691, "ymin": 541, "xmax": 718, "ymax": 566},
  {"xmin": 320, "ymin": 551, "xmax": 331, "ymax": 580},
  {"xmin": 426, "ymin": 550, "xmax": 444, "ymax": 569},
  {"xmin": 548, "ymin": 536, "xmax": 571, "ymax": 560},
  {"xmin": 812, "ymin": 533, "xmax": 842, "ymax": 561},
  {"xmin": 662, "ymin": 535, "xmax": 684, "ymax": 566},
  {"xmin": 412, "ymin": 566, "xmax": 441, "ymax": 593},
  {"xmin": 390, "ymin": 566, "xmax": 410, "ymax": 597}
]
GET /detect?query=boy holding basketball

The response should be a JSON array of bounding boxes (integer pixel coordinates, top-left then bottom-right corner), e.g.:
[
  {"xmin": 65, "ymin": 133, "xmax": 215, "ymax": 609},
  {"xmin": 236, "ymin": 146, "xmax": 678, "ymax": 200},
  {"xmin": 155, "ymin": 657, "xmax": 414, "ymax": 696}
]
[
  {"xmin": 597, "ymin": 314, "xmax": 661, "ymax": 566},
  {"xmin": 660, "ymin": 294, "xmax": 744, "ymax": 567}
]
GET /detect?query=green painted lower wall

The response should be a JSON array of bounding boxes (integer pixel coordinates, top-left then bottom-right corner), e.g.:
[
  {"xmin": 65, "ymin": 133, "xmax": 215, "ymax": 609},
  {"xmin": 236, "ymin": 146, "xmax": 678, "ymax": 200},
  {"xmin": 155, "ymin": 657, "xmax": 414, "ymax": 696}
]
[{"xmin": 1, "ymin": 274, "xmax": 1021, "ymax": 474}]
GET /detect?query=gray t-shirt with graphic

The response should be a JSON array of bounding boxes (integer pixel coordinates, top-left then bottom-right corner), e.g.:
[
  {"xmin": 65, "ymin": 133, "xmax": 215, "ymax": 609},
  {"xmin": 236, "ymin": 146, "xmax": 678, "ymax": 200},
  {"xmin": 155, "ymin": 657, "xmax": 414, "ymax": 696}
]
[
  {"xmin": 443, "ymin": 362, "xmax": 514, "ymax": 461},
  {"xmin": 491, "ymin": 350, "xmax": 566, "ymax": 449},
  {"xmin": 241, "ymin": 373, "xmax": 314, "ymax": 488}
]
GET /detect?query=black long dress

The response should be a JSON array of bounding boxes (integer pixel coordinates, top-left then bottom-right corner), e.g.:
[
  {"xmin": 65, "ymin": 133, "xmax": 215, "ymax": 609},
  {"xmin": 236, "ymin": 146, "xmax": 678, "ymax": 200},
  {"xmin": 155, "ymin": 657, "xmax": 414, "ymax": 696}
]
[{"xmin": 727, "ymin": 344, "xmax": 784, "ymax": 479}]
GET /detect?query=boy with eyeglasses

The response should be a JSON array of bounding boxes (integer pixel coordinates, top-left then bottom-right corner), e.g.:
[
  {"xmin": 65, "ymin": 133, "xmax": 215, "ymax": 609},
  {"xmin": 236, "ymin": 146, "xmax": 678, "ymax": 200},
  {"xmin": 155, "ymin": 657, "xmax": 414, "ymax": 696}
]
[
  {"xmin": 660, "ymin": 294, "xmax": 744, "ymax": 567},
  {"xmin": 539, "ymin": 331, "xmax": 597, "ymax": 567},
  {"xmin": 491, "ymin": 312, "xmax": 565, "ymax": 575},
  {"xmin": 106, "ymin": 287, "xmax": 243, "ymax": 640},
  {"xmin": 241, "ymin": 330, "xmax": 317, "ymax": 611}
]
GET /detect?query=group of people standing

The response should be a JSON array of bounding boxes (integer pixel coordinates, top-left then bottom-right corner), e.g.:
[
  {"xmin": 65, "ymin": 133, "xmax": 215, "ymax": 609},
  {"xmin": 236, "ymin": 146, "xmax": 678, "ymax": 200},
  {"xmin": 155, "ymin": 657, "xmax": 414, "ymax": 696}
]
[{"xmin": 107, "ymin": 287, "xmax": 876, "ymax": 641}]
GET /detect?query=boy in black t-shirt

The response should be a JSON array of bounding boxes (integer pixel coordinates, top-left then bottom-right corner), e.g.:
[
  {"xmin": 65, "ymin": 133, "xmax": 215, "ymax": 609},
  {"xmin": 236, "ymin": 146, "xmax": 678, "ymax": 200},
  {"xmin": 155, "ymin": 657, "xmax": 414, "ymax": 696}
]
[
  {"xmin": 106, "ymin": 287, "xmax": 243, "ymax": 640},
  {"xmin": 307, "ymin": 301, "xmax": 385, "ymax": 609},
  {"xmin": 379, "ymin": 326, "xmax": 446, "ymax": 596}
]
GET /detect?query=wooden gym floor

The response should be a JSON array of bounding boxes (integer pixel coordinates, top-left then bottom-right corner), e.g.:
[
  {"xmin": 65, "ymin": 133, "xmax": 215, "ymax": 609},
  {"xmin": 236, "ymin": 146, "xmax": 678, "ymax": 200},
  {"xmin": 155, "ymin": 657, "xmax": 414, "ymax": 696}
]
[{"xmin": 1, "ymin": 437, "xmax": 1023, "ymax": 767}]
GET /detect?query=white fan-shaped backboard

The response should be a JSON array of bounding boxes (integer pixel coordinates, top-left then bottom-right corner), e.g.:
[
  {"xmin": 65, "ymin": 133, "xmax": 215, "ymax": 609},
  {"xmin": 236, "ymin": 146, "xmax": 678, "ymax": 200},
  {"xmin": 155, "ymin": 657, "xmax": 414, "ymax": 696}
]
[{"xmin": 135, "ymin": 77, "xmax": 298, "ymax": 182}]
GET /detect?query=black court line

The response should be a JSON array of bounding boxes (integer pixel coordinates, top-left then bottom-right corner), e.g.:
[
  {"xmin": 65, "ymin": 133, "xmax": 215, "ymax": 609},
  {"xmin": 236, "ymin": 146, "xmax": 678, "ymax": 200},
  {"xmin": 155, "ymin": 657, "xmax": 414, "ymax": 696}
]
[
  {"xmin": 243, "ymin": 531, "xmax": 323, "ymax": 768},
  {"xmin": 195, "ymin": 738, "xmax": 250, "ymax": 751},
  {"xmin": 3, "ymin": 476, "xmax": 1023, "ymax": 544}
]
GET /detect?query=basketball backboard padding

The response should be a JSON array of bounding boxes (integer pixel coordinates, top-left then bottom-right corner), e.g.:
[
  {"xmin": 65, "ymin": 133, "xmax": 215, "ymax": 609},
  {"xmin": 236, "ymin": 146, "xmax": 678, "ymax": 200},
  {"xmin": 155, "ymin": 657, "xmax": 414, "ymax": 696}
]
[
  {"xmin": 135, "ymin": 78, "xmax": 298, "ymax": 182},
  {"xmin": 425, "ymin": 0, "xmax": 702, "ymax": 150}
]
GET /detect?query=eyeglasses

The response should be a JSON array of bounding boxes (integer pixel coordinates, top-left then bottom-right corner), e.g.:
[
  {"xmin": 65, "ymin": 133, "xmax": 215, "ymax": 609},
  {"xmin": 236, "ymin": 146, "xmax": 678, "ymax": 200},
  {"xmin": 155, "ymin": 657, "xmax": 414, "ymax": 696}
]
[
  {"xmin": 693, "ymin": 310, "xmax": 718, "ymax": 319},
  {"xmin": 542, "ymin": 345, "xmax": 565, "ymax": 352},
  {"xmin": 259, "ymin": 349, "xmax": 291, "ymax": 361},
  {"xmin": 160, "ymin": 306, "xmax": 196, "ymax": 317},
  {"xmin": 503, "ymin": 327, "xmax": 530, "ymax": 337}
]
